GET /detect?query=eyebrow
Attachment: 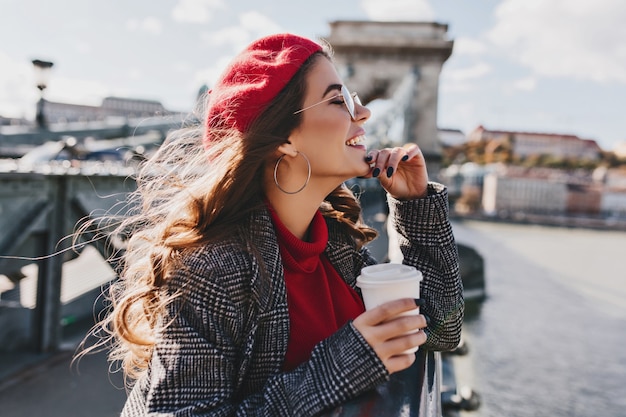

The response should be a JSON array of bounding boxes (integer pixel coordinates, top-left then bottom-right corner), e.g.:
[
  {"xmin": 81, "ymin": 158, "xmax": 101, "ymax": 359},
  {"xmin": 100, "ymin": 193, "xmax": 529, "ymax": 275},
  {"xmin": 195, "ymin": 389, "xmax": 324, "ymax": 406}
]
[{"xmin": 321, "ymin": 83, "xmax": 343, "ymax": 98}]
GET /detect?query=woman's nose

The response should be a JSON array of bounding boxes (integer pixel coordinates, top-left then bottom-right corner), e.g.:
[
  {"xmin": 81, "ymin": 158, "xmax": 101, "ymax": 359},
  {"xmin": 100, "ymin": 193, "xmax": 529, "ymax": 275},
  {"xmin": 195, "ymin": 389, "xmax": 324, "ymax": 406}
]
[{"xmin": 354, "ymin": 101, "xmax": 370, "ymax": 123}]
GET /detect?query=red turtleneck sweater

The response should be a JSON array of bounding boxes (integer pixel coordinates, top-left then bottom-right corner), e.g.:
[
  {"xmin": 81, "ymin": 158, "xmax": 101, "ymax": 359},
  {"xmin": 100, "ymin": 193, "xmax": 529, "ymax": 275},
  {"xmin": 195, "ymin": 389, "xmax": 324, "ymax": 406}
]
[{"xmin": 268, "ymin": 206, "xmax": 365, "ymax": 371}]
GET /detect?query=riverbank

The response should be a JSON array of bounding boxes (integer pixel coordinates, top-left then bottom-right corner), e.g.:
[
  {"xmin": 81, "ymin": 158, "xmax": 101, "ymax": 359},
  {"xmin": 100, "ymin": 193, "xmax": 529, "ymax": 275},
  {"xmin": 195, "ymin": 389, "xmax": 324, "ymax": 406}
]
[
  {"xmin": 451, "ymin": 211, "xmax": 626, "ymax": 232},
  {"xmin": 450, "ymin": 219, "xmax": 626, "ymax": 417}
]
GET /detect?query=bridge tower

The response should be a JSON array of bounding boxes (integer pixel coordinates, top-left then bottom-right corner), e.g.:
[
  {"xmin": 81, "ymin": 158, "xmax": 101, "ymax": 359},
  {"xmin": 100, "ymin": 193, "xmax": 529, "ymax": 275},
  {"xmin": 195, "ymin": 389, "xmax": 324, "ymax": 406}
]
[{"xmin": 326, "ymin": 21, "xmax": 454, "ymax": 174}]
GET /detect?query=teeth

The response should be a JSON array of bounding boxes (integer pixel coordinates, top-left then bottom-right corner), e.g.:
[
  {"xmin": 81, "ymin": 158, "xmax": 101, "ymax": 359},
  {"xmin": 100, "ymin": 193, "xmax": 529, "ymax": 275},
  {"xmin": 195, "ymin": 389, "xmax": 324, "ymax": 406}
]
[{"xmin": 346, "ymin": 136, "xmax": 364, "ymax": 146}]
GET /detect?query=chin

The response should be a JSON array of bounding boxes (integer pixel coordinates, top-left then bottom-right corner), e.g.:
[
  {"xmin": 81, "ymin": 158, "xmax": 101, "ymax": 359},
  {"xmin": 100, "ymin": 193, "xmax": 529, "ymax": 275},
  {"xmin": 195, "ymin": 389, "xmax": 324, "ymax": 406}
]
[{"xmin": 352, "ymin": 164, "xmax": 372, "ymax": 179}]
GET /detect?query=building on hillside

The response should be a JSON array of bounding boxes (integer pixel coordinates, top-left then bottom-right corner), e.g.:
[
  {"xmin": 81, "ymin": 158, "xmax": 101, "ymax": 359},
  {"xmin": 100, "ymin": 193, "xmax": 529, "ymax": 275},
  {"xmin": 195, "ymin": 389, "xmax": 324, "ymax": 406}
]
[
  {"xmin": 100, "ymin": 97, "xmax": 169, "ymax": 116},
  {"xmin": 0, "ymin": 115, "xmax": 29, "ymax": 126},
  {"xmin": 595, "ymin": 167, "xmax": 626, "ymax": 218},
  {"xmin": 441, "ymin": 162, "xmax": 494, "ymax": 213},
  {"xmin": 482, "ymin": 166, "xmax": 569, "ymax": 217},
  {"xmin": 602, "ymin": 189, "xmax": 626, "ymax": 218},
  {"xmin": 566, "ymin": 183, "xmax": 602, "ymax": 215},
  {"xmin": 592, "ymin": 166, "xmax": 626, "ymax": 188},
  {"xmin": 468, "ymin": 125, "xmax": 602, "ymax": 161},
  {"xmin": 438, "ymin": 128, "xmax": 466, "ymax": 147},
  {"xmin": 39, "ymin": 97, "xmax": 176, "ymax": 124},
  {"xmin": 605, "ymin": 167, "xmax": 626, "ymax": 188},
  {"xmin": 480, "ymin": 165, "xmax": 626, "ymax": 221}
]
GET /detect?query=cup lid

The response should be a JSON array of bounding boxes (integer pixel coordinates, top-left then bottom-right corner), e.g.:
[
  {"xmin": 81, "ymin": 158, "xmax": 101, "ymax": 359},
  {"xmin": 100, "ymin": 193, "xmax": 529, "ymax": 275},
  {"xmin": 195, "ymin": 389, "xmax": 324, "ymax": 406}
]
[{"xmin": 356, "ymin": 263, "xmax": 422, "ymax": 285}]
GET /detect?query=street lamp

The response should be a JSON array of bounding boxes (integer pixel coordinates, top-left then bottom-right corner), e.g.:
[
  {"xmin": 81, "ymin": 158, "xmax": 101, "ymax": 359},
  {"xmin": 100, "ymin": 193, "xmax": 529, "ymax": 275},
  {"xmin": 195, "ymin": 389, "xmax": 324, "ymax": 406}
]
[{"xmin": 32, "ymin": 59, "xmax": 54, "ymax": 129}]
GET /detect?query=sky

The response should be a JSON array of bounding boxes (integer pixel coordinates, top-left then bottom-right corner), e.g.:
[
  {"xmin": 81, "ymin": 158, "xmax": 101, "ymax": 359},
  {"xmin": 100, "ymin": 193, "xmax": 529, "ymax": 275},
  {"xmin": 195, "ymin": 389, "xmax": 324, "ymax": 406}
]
[{"xmin": 1, "ymin": 0, "xmax": 625, "ymax": 151}]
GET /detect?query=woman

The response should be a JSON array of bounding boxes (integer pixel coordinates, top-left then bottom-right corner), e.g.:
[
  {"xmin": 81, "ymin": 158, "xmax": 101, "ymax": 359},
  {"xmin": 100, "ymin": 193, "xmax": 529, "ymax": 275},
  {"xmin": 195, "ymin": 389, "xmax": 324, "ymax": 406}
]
[{"xmin": 97, "ymin": 33, "xmax": 463, "ymax": 416}]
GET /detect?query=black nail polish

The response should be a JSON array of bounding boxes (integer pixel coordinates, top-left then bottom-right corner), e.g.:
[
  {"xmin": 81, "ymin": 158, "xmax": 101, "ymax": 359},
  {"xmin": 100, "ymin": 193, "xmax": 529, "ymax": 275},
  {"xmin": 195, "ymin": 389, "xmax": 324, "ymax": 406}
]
[
  {"xmin": 365, "ymin": 155, "xmax": 373, "ymax": 162},
  {"xmin": 372, "ymin": 167, "xmax": 380, "ymax": 177},
  {"xmin": 386, "ymin": 167, "xmax": 394, "ymax": 178},
  {"xmin": 414, "ymin": 298, "xmax": 425, "ymax": 307},
  {"xmin": 402, "ymin": 155, "xmax": 409, "ymax": 162}
]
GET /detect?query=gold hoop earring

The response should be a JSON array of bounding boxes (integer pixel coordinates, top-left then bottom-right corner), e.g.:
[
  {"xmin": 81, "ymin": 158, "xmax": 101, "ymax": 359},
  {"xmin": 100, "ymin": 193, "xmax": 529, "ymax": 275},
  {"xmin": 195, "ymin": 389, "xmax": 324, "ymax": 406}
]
[{"xmin": 273, "ymin": 151, "xmax": 311, "ymax": 195}]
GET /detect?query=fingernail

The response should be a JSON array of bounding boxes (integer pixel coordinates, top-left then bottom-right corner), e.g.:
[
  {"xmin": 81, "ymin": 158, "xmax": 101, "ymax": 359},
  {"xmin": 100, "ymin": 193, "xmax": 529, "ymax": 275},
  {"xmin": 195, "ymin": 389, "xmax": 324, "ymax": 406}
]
[
  {"xmin": 372, "ymin": 167, "xmax": 380, "ymax": 177},
  {"xmin": 365, "ymin": 155, "xmax": 373, "ymax": 162},
  {"xmin": 386, "ymin": 167, "xmax": 394, "ymax": 178},
  {"xmin": 414, "ymin": 298, "xmax": 425, "ymax": 307},
  {"xmin": 402, "ymin": 155, "xmax": 409, "ymax": 161}
]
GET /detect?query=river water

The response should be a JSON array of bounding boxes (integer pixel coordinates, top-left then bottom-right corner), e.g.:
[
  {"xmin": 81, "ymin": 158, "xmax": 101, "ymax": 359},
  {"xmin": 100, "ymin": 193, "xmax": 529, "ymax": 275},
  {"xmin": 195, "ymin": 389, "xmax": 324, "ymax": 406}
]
[{"xmin": 449, "ymin": 220, "xmax": 626, "ymax": 417}]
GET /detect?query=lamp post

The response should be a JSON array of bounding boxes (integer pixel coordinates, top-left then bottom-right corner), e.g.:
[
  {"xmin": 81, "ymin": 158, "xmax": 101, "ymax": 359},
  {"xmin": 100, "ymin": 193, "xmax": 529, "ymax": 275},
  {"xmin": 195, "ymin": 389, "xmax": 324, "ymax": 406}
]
[{"xmin": 32, "ymin": 59, "xmax": 54, "ymax": 129}]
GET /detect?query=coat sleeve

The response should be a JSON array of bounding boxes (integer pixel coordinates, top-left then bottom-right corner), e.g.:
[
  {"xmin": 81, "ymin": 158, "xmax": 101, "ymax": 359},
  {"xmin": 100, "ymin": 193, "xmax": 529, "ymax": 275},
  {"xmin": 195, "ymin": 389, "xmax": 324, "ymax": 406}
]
[
  {"xmin": 387, "ymin": 182, "xmax": 464, "ymax": 351},
  {"xmin": 121, "ymin": 245, "xmax": 389, "ymax": 417}
]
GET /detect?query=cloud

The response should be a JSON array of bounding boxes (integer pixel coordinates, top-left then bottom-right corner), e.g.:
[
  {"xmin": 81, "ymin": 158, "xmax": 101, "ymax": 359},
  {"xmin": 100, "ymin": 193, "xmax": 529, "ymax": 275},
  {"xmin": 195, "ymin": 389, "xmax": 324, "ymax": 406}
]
[
  {"xmin": 361, "ymin": 0, "xmax": 435, "ymax": 21},
  {"xmin": 444, "ymin": 62, "xmax": 492, "ymax": 83},
  {"xmin": 511, "ymin": 76, "xmax": 537, "ymax": 92},
  {"xmin": 197, "ymin": 11, "xmax": 284, "ymax": 89},
  {"xmin": 441, "ymin": 62, "xmax": 492, "ymax": 93},
  {"xmin": 487, "ymin": 0, "xmax": 626, "ymax": 84},
  {"xmin": 192, "ymin": 55, "xmax": 232, "ymax": 90},
  {"xmin": 128, "ymin": 68, "xmax": 143, "ymax": 81},
  {"xmin": 453, "ymin": 37, "xmax": 488, "ymax": 56},
  {"xmin": 172, "ymin": 0, "xmax": 226, "ymax": 24},
  {"xmin": 201, "ymin": 26, "xmax": 251, "ymax": 49},
  {"xmin": 439, "ymin": 101, "xmax": 485, "ymax": 134},
  {"xmin": 46, "ymin": 77, "xmax": 111, "ymax": 108},
  {"xmin": 0, "ymin": 69, "xmax": 111, "ymax": 119},
  {"xmin": 201, "ymin": 11, "xmax": 282, "ymax": 50},
  {"xmin": 126, "ymin": 17, "xmax": 163, "ymax": 35},
  {"xmin": 0, "ymin": 52, "xmax": 35, "ymax": 118},
  {"xmin": 74, "ymin": 40, "xmax": 92, "ymax": 55},
  {"xmin": 239, "ymin": 11, "xmax": 282, "ymax": 35}
]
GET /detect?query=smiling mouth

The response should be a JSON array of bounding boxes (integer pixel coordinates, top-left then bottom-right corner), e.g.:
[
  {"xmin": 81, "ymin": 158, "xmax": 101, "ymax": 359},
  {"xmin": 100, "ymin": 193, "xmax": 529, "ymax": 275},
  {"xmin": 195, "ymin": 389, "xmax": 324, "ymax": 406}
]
[{"xmin": 346, "ymin": 135, "xmax": 366, "ymax": 146}]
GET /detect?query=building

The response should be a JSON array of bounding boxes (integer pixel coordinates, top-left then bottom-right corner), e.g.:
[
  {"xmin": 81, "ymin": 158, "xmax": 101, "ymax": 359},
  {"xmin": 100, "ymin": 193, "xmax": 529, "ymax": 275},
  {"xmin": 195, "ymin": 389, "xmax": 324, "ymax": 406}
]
[
  {"xmin": 597, "ymin": 167, "xmax": 626, "ymax": 218},
  {"xmin": 602, "ymin": 189, "xmax": 626, "ymax": 218},
  {"xmin": 480, "ymin": 165, "xmax": 626, "ymax": 221},
  {"xmin": 482, "ymin": 166, "xmax": 569, "ymax": 217},
  {"xmin": 0, "ymin": 115, "xmax": 29, "ymax": 126},
  {"xmin": 0, "ymin": 96, "xmax": 186, "ymax": 158},
  {"xmin": 38, "ymin": 97, "xmax": 177, "ymax": 125},
  {"xmin": 468, "ymin": 125, "xmax": 602, "ymax": 161},
  {"xmin": 439, "ymin": 128, "xmax": 466, "ymax": 147}
]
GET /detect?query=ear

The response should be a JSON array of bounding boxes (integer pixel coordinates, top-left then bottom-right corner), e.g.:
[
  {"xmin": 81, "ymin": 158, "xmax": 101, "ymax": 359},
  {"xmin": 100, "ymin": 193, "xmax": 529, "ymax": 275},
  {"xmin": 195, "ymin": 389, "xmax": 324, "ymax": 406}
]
[{"xmin": 277, "ymin": 141, "xmax": 299, "ymax": 158}]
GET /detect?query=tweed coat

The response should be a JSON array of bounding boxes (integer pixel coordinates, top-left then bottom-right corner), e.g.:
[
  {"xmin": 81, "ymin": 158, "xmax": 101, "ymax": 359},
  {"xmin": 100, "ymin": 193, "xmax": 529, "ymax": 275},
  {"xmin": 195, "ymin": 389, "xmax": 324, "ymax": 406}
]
[{"xmin": 121, "ymin": 183, "xmax": 464, "ymax": 416}]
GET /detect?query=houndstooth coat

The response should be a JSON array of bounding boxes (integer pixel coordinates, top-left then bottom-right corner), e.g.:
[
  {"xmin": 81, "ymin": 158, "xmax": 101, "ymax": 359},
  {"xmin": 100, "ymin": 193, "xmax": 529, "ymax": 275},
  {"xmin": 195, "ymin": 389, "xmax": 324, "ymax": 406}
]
[{"xmin": 121, "ymin": 183, "xmax": 464, "ymax": 416}]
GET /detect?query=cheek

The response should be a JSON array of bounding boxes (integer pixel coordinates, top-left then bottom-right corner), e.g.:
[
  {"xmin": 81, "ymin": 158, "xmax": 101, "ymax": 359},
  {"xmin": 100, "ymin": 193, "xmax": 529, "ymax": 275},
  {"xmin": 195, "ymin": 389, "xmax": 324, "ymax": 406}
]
[
  {"xmin": 309, "ymin": 114, "xmax": 350, "ymax": 142},
  {"xmin": 295, "ymin": 112, "xmax": 352, "ymax": 161}
]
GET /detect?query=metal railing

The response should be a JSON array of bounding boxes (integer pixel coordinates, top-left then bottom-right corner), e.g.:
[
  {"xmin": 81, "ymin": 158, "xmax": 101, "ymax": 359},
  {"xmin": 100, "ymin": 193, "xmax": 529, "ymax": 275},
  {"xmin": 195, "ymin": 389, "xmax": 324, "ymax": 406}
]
[{"xmin": 0, "ymin": 167, "xmax": 135, "ymax": 352}]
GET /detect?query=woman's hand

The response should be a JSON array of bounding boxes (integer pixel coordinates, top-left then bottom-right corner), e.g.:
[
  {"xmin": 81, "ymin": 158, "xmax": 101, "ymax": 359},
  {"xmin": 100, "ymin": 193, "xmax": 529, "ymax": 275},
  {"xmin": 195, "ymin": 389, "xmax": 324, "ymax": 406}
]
[
  {"xmin": 352, "ymin": 298, "xmax": 427, "ymax": 374},
  {"xmin": 364, "ymin": 143, "xmax": 428, "ymax": 200}
]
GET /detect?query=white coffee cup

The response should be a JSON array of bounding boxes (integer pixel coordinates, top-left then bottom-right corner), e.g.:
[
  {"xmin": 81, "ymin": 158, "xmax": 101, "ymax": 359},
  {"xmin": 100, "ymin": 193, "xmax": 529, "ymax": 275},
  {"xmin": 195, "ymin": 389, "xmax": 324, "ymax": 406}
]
[{"xmin": 356, "ymin": 263, "xmax": 423, "ymax": 353}]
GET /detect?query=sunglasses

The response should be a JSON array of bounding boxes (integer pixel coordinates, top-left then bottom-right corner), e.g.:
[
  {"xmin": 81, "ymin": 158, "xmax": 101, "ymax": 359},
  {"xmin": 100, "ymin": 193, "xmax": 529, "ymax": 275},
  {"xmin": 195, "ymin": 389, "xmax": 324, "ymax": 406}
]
[{"xmin": 293, "ymin": 85, "xmax": 362, "ymax": 119}]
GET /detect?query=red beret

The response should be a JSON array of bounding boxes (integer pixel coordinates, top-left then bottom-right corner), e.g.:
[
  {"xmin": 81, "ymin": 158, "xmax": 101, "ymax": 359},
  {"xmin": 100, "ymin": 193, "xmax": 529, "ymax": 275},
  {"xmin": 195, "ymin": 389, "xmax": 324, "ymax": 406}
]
[{"xmin": 204, "ymin": 33, "xmax": 322, "ymax": 144}]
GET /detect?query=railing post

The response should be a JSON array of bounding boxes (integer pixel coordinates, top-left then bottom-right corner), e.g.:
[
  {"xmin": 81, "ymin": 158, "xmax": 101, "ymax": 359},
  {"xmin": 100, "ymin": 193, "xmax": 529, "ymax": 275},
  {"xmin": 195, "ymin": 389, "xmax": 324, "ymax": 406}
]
[{"xmin": 34, "ymin": 175, "xmax": 68, "ymax": 353}]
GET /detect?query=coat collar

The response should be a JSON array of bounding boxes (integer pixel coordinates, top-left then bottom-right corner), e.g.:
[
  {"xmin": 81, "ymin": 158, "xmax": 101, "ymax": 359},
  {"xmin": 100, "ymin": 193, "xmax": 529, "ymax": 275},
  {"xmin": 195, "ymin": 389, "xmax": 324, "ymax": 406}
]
[{"xmin": 244, "ymin": 205, "xmax": 359, "ymax": 291}]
